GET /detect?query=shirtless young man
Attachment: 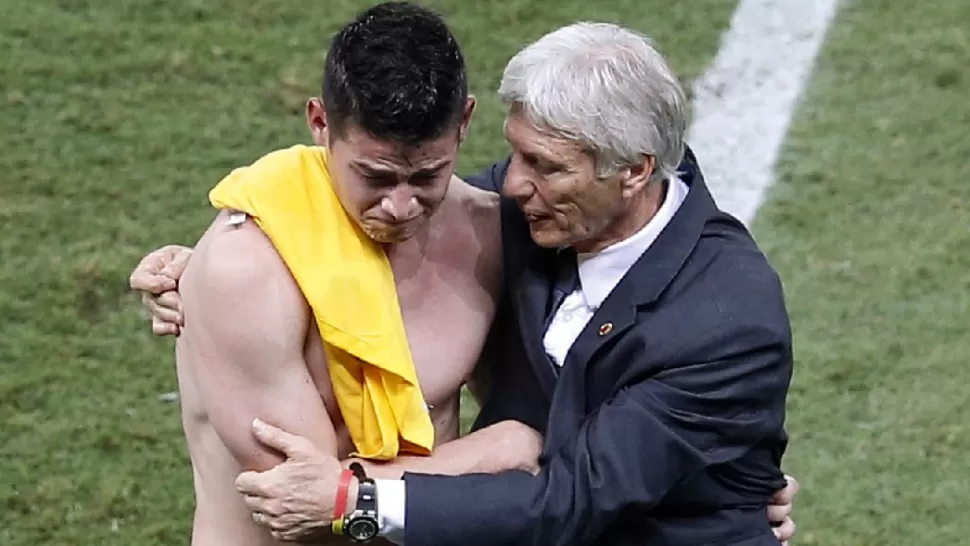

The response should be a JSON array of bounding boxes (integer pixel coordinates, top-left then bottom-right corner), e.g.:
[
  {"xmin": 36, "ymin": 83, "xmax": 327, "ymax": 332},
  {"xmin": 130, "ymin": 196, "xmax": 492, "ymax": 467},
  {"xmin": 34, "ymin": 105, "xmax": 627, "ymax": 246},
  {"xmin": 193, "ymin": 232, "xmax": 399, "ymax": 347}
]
[
  {"xmin": 148, "ymin": 4, "xmax": 543, "ymax": 545},
  {"xmin": 130, "ymin": 4, "xmax": 800, "ymax": 546}
]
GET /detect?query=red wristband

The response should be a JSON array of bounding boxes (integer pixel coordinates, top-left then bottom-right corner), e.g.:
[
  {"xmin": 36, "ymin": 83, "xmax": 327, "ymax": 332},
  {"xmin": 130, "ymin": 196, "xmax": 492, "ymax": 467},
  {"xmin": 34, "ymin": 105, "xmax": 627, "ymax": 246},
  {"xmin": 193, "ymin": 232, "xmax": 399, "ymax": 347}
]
[{"xmin": 331, "ymin": 469, "xmax": 354, "ymax": 534}]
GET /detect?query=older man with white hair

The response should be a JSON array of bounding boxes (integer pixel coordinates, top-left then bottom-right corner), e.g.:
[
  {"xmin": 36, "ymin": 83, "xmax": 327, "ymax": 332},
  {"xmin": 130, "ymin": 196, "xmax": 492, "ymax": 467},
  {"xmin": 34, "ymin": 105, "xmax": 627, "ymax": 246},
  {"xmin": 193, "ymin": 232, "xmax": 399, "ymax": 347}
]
[{"xmin": 133, "ymin": 18, "xmax": 797, "ymax": 546}]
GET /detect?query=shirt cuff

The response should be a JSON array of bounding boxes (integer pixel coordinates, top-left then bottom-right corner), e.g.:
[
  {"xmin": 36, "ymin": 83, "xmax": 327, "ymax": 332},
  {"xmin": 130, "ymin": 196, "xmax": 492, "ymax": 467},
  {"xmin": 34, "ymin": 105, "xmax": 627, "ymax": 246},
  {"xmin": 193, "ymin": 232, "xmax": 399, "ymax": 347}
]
[{"xmin": 375, "ymin": 478, "xmax": 406, "ymax": 545}]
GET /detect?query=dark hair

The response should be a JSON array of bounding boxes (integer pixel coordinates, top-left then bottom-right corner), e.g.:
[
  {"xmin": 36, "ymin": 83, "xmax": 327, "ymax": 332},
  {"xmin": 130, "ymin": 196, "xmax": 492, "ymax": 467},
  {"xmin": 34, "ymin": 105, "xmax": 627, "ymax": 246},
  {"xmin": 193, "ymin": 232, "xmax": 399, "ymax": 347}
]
[{"xmin": 322, "ymin": 2, "xmax": 468, "ymax": 146}]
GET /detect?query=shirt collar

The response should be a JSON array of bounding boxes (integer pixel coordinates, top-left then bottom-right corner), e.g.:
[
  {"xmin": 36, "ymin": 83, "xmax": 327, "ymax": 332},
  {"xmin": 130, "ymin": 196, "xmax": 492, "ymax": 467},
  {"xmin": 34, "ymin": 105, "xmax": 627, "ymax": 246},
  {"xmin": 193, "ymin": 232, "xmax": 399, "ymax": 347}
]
[{"xmin": 575, "ymin": 176, "xmax": 689, "ymax": 309}]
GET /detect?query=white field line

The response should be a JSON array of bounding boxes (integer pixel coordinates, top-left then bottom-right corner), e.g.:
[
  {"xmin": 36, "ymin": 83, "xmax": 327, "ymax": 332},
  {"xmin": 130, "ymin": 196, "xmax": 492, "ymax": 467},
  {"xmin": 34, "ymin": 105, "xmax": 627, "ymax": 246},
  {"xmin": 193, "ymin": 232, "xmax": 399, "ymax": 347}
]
[{"xmin": 685, "ymin": 0, "xmax": 842, "ymax": 226}]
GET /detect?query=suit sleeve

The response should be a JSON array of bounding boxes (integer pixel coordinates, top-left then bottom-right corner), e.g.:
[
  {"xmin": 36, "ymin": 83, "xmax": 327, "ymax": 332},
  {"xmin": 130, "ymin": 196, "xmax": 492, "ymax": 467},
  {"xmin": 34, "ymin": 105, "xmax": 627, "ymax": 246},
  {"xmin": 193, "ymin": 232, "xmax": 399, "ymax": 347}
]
[
  {"xmin": 461, "ymin": 157, "xmax": 510, "ymax": 193},
  {"xmin": 402, "ymin": 317, "xmax": 792, "ymax": 546}
]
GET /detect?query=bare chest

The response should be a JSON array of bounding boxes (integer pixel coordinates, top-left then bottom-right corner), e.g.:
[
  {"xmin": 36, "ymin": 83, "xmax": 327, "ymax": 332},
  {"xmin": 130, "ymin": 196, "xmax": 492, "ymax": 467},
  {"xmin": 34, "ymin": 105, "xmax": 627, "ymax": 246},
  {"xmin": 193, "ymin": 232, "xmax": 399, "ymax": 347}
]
[{"xmin": 303, "ymin": 194, "xmax": 502, "ymax": 452}]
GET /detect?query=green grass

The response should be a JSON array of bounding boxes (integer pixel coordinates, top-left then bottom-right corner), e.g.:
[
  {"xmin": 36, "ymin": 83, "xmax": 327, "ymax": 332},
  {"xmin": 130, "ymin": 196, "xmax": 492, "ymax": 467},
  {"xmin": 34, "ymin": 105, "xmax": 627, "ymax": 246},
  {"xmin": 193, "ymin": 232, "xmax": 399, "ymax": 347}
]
[
  {"xmin": 5, "ymin": 0, "xmax": 968, "ymax": 544},
  {"xmin": 0, "ymin": 1, "xmax": 735, "ymax": 543},
  {"xmin": 752, "ymin": 0, "xmax": 970, "ymax": 543}
]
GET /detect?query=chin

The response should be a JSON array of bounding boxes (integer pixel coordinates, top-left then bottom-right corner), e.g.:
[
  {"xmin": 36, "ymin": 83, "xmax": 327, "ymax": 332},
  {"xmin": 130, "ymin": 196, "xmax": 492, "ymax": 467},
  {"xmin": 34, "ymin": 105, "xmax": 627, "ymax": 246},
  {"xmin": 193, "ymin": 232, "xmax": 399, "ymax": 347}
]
[
  {"xmin": 362, "ymin": 224, "xmax": 418, "ymax": 244},
  {"xmin": 529, "ymin": 227, "xmax": 569, "ymax": 249}
]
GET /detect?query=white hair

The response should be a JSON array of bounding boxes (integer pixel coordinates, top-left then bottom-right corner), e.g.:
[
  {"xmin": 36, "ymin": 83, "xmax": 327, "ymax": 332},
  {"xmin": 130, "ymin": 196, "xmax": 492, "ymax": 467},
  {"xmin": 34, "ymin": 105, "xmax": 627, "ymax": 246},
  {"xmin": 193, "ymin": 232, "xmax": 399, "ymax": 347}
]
[{"xmin": 498, "ymin": 22, "xmax": 687, "ymax": 182}]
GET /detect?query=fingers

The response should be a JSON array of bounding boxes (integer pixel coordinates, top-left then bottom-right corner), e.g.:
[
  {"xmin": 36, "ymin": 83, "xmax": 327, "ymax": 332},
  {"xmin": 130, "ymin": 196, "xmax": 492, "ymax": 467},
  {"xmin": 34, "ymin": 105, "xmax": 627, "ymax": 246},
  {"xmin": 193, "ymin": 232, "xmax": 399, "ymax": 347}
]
[
  {"xmin": 130, "ymin": 254, "xmax": 176, "ymax": 293},
  {"xmin": 151, "ymin": 291, "xmax": 183, "ymax": 320},
  {"xmin": 772, "ymin": 516, "xmax": 795, "ymax": 542},
  {"xmin": 244, "ymin": 493, "xmax": 279, "ymax": 515},
  {"xmin": 161, "ymin": 248, "xmax": 193, "ymax": 279},
  {"xmin": 248, "ymin": 502, "xmax": 320, "ymax": 541},
  {"xmin": 772, "ymin": 474, "xmax": 800, "ymax": 504},
  {"xmin": 767, "ymin": 500, "xmax": 792, "ymax": 523},
  {"xmin": 151, "ymin": 317, "xmax": 180, "ymax": 336},
  {"xmin": 248, "ymin": 497, "xmax": 299, "ymax": 540},
  {"xmin": 236, "ymin": 471, "xmax": 269, "ymax": 497},
  {"xmin": 251, "ymin": 511, "xmax": 284, "ymax": 534},
  {"xmin": 252, "ymin": 419, "xmax": 310, "ymax": 459},
  {"xmin": 156, "ymin": 291, "xmax": 183, "ymax": 312},
  {"xmin": 785, "ymin": 474, "xmax": 800, "ymax": 497},
  {"xmin": 146, "ymin": 293, "xmax": 183, "ymax": 323},
  {"xmin": 130, "ymin": 267, "xmax": 178, "ymax": 294},
  {"xmin": 129, "ymin": 245, "xmax": 193, "ymax": 293},
  {"xmin": 142, "ymin": 290, "xmax": 183, "ymax": 337}
]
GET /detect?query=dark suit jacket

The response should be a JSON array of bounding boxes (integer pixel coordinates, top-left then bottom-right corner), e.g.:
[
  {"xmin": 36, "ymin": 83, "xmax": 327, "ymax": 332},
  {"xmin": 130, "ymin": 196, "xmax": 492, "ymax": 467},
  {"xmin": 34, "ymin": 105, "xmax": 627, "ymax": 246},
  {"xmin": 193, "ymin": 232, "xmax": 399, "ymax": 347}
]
[{"xmin": 402, "ymin": 148, "xmax": 793, "ymax": 546}]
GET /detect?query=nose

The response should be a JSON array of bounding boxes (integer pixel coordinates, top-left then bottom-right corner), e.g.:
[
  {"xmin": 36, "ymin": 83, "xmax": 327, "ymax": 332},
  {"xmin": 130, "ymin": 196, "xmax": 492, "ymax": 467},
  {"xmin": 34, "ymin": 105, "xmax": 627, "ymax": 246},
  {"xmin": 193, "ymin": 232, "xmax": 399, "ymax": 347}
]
[
  {"xmin": 380, "ymin": 186, "xmax": 420, "ymax": 221},
  {"xmin": 501, "ymin": 154, "xmax": 534, "ymax": 202}
]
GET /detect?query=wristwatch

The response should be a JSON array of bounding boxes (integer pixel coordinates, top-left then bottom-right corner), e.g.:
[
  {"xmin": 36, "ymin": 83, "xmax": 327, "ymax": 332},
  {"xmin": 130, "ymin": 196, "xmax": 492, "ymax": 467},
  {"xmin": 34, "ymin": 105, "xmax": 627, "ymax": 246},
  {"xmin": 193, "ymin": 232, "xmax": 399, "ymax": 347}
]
[{"xmin": 342, "ymin": 462, "xmax": 380, "ymax": 542}]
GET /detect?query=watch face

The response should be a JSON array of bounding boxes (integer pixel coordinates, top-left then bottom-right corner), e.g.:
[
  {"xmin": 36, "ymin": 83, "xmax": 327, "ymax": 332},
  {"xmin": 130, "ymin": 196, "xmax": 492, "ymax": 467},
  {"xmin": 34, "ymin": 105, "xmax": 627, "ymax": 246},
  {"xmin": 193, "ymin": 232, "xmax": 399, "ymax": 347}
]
[{"xmin": 347, "ymin": 517, "xmax": 378, "ymax": 541}]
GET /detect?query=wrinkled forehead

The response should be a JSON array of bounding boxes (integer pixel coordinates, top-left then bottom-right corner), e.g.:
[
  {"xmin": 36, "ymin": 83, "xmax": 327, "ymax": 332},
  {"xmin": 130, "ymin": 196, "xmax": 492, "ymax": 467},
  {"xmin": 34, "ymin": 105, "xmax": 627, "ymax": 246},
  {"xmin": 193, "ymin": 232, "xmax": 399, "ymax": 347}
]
[
  {"xmin": 332, "ymin": 125, "xmax": 459, "ymax": 175},
  {"xmin": 503, "ymin": 109, "xmax": 591, "ymax": 163}
]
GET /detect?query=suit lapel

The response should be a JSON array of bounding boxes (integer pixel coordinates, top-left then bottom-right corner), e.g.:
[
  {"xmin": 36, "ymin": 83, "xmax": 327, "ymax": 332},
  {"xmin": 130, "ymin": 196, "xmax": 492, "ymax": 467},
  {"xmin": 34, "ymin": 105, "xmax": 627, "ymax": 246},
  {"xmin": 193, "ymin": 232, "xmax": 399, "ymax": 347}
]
[
  {"xmin": 561, "ymin": 145, "xmax": 718, "ymax": 375},
  {"xmin": 505, "ymin": 146, "xmax": 720, "ymax": 399},
  {"xmin": 559, "ymin": 291, "xmax": 638, "ymax": 375}
]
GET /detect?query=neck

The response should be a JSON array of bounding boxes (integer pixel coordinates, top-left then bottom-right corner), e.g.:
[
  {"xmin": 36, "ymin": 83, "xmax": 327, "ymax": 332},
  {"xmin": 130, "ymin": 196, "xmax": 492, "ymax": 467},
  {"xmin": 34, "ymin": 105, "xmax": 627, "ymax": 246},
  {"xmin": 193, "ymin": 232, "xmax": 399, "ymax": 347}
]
[{"xmin": 573, "ymin": 179, "xmax": 667, "ymax": 254}]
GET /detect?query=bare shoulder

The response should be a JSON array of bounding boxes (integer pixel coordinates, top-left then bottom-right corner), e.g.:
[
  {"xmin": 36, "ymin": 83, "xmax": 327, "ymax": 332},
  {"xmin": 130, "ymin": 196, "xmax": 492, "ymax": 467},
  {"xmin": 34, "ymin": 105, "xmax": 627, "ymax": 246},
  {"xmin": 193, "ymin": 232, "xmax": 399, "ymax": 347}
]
[
  {"xmin": 188, "ymin": 211, "xmax": 267, "ymax": 273},
  {"xmin": 445, "ymin": 176, "xmax": 501, "ymax": 241},
  {"xmin": 452, "ymin": 175, "xmax": 500, "ymax": 218},
  {"xmin": 188, "ymin": 212, "xmax": 295, "ymax": 287},
  {"xmin": 180, "ymin": 211, "xmax": 309, "ymax": 347},
  {"xmin": 436, "ymin": 176, "xmax": 504, "ymax": 292}
]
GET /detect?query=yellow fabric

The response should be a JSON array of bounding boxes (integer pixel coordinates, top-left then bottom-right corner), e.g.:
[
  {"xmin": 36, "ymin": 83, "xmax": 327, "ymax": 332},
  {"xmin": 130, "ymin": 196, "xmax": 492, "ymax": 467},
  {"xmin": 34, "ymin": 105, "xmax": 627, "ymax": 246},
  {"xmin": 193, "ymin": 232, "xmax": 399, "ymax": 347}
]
[{"xmin": 208, "ymin": 144, "xmax": 434, "ymax": 460}]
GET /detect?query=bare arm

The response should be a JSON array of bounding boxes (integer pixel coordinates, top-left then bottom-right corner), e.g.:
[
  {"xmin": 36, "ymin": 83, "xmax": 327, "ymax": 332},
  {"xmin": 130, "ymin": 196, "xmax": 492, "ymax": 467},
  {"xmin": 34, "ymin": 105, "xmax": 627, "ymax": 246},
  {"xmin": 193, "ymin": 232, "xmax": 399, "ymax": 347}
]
[
  {"xmin": 139, "ymin": 215, "xmax": 539, "ymax": 481},
  {"xmin": 178, "ymin": 215, "xmax": 338, "ymax": 469},
  {"xmin": 345, "ymin": 419, "xmax": 542, "ymax": 479},
  {"xmin": 175, "ymin": 214, "xmax": 338, "ymax": 544}
]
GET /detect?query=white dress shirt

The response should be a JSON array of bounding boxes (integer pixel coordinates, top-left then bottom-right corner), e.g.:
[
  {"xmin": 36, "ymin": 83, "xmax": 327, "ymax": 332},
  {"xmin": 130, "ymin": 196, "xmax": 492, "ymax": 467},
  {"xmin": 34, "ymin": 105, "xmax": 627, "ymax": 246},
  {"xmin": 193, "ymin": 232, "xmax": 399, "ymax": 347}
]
[
  {"xmin": 373, "ymin": 176, "xmax": 690, "ymax": 545},
  {"xmin": 543, "ymin": 176, "xmax": 688, "ymax": 366}
]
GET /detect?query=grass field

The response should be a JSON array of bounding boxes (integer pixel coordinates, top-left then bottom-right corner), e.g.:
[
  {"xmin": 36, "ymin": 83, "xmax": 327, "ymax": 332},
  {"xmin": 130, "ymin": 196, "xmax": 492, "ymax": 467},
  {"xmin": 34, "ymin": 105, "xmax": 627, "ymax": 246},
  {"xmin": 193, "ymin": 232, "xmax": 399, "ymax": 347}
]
[
  {"xmin": 754, "ymin": 0, "xmax": 970, "ymax": 543},
  {"xmin": 1, "ymin": 0, "xmax": 967, "ymax": 544}
]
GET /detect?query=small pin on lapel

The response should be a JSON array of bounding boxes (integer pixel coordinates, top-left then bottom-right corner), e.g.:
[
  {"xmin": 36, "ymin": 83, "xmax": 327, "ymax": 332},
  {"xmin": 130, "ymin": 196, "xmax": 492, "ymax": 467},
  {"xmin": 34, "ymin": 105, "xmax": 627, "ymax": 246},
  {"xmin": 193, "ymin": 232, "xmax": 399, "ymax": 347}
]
[{"xmin": 598, "ymin": 322, "xmax": 613, "ymax": 336}]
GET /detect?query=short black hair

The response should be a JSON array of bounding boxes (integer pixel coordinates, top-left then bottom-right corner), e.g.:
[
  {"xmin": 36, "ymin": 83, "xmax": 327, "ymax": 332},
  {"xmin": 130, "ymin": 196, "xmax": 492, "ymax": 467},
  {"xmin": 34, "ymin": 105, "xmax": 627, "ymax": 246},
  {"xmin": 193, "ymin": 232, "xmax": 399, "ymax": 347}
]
[{"xmin": 322, "ymin": 2, "xmax": 468, "ymax": 146}]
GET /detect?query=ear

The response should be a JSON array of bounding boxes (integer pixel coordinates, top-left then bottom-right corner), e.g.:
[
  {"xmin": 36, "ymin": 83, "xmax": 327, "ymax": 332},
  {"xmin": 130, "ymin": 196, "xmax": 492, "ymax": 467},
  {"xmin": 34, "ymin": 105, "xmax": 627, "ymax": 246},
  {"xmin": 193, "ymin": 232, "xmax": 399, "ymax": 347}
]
[
  {"xmin": 305, "ymin": 98, "xmax": 329, "ymax": 146},
  {"xmin": 458, "ymin": 95, "xmax": 477, "ymax": 143},
  {"xmin": 619, "ymin": 154, "xmax": 656, "ymax": 199}
]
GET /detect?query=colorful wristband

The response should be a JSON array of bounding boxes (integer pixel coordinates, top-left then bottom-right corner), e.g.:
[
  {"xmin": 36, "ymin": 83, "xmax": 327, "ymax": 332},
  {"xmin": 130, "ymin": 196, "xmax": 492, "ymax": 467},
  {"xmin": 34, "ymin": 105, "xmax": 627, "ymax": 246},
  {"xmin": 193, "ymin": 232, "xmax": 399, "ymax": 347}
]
[{"xmin": 331, "ymin": 468, "xmax": 354, "ymax": 534}]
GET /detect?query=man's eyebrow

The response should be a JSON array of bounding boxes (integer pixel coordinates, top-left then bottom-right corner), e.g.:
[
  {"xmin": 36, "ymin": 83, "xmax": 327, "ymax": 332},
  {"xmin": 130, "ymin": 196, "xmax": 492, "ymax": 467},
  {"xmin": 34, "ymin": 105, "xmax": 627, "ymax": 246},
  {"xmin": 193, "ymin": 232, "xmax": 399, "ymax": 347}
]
[
  {"xmin": 352, "ymin": 159, "xmax": 450, "ymax": 176},
  {"xmin": 411, "ymin": 159, "xmax": 450, "ymax": 176},
  {"xmin": 351, "ymin": 161, "xmax": 394, "ymax": 175}
]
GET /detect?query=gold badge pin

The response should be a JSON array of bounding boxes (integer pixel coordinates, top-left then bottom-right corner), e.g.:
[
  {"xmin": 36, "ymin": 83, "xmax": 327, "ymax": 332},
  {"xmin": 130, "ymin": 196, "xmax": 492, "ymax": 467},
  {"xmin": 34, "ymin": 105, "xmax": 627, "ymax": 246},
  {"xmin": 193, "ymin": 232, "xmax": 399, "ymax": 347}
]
[{"xmin": 598, "ymin": 322, "xmax": 613, "ymax": 336}]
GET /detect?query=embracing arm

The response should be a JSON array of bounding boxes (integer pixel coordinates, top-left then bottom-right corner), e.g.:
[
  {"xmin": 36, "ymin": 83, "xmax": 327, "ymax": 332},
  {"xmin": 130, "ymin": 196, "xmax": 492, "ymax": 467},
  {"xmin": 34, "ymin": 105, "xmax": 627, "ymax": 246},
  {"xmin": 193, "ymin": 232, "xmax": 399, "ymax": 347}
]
[
  {"xmin": 138, "ymin": 221, "xmax": 538, "ymax": 480},
  {"xmin": 351, "ymin": 296, "xmax": 540, "ymax": 480},
  {"xmin": 402, "ymin": 316, "xmax": 792, "ymax": 546},
  {"xmin": 176, "ymin": 214, "xmax": 337, "ymax": 472},
  {"xmin": 347, "ymin": 419, "xmax": 541, "ymax": 480}
]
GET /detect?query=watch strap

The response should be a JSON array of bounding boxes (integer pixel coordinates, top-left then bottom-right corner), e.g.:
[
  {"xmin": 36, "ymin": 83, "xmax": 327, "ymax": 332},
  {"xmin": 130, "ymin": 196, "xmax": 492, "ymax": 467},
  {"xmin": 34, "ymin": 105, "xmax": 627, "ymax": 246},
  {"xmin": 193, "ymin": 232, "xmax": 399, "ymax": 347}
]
[
  {"xmin": 342, "ymin": 462, "xmax": 380, "ymax": 542},
  {"xmin": 354, "ymin": 478, "xmax": 378, "ymax": 513}
]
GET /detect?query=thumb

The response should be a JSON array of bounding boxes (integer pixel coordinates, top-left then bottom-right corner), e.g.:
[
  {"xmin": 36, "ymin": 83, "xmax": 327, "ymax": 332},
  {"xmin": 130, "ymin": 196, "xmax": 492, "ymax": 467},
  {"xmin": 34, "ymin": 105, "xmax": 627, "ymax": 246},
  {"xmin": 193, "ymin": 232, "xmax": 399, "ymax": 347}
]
[
  {"xmin": 252, "ymin": 418, "xmax": 308, "ymax": 459},
  {"xmin": 152, "ymin": 275, "xmax": 179, "ymax": 293},
  {"xmin": 161, "ymin": 250, "xmax": 192, "ymax": 279}
]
